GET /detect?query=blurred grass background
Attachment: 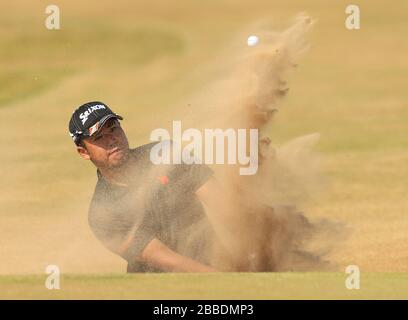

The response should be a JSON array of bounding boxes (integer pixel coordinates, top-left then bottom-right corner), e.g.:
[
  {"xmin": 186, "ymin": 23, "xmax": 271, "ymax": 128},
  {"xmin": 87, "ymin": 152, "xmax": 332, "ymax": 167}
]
[
  {"xmin": 2, "ymin": 272, "xmax": 408, "ymax": 299},
  {"xmin": 0, "ymin": 0, "xmax": 407, "ymax": 298}
]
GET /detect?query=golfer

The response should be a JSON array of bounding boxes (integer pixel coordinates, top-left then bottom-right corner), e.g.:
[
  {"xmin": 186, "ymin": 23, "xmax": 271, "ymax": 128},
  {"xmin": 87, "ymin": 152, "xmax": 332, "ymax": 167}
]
[{"xmin": 69, "ymin": 101, "xmax": 218, "ymax": 272}]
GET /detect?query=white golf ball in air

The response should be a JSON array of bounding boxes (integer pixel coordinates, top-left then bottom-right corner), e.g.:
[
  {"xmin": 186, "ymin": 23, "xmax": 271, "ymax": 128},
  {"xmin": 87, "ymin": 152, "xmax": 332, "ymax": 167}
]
[{"xmin": 247, "ymin": 35, "xmax": 259, "ymax": 47}]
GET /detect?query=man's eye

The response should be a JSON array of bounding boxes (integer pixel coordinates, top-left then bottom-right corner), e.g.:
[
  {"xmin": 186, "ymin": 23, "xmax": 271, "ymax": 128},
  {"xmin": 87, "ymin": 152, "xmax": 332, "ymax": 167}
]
[{"xmin": 94, "ymin": 135, "xmax": 103, "ymax": 141}]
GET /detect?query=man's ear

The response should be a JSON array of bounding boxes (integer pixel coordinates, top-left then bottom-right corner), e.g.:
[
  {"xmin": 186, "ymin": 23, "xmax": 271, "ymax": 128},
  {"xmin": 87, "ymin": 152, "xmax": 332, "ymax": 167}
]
[{"xmin": 77, "ymin": 145, "xmax": 91, "ymax": 160}]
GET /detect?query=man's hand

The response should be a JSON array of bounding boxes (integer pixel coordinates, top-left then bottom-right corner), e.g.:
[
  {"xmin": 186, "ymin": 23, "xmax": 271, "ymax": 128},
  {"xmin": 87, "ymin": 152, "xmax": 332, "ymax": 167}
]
[{"xmin": 139, "ymin": 238, "xmax": 218, "ymax": 272}]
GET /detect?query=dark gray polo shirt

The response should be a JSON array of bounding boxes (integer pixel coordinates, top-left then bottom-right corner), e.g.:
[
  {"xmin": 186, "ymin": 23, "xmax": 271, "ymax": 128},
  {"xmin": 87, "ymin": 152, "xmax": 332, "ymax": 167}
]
[{"xmin": 88, "ymin": 142, "xmax": 214, "ymax": 272}]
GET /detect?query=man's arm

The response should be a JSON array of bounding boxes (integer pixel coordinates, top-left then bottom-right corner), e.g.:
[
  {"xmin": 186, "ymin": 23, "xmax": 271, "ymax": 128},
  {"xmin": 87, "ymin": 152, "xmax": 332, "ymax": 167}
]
[
  {"xmin": 196, "ymin": 176, "xmax": 241, "ymax": 253},
  {"xmin": 196, "ymin": 176, "xmax": 237, "ymax": 228},
  {"xmin": 112, "ymin": 165, "xmax": 219, "ymax": 272},
  {"xmin": 138, "ymin": 238, "xmax": 218, "ymax": 272}
]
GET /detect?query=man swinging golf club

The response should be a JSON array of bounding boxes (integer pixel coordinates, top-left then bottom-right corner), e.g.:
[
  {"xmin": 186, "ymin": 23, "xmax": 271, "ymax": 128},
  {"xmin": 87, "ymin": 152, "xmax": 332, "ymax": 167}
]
[{"xmin": 69, "ymin": 101, "xmax": 219, "ymax": 272}]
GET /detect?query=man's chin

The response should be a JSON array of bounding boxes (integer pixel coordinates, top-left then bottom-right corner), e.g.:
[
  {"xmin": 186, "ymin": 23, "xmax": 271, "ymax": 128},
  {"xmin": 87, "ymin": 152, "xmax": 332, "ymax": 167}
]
[{"xmin": 108, "ymin": 150, "xmax": 130, "ymax": 168}]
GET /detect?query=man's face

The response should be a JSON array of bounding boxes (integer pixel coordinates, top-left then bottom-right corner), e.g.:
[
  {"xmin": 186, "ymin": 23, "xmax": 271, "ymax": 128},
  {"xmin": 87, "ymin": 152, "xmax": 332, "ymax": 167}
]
[{"xmin": 77, "ymin": 118, "xmax": 130, "ymax": 169}]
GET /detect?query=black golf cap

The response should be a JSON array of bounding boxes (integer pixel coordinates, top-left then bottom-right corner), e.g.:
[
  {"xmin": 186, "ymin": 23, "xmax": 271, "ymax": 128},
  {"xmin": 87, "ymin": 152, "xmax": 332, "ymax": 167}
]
[{"xmin": 69, "ymin": 101, "xmax": 123, "ymax": 145}]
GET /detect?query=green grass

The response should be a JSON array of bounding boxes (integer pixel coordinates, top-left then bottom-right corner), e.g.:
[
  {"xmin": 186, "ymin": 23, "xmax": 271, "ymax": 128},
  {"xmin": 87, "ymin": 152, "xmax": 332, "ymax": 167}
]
[
  {"xmin": 1, "ymin": 272, "xmax": 407, "ymax": 300},
  {"xmin": 0, "ymin": 68, "xmax": 73, "ymax": 107},
  {"xmin": 0, "ymin": 20, "xmax": 184, "ymax": 107}
]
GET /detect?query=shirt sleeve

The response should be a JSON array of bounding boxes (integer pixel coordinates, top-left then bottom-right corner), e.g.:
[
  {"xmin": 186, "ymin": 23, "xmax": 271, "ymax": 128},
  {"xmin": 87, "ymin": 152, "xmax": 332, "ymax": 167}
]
[
  {"xmin": 169, "ymin": 163, "xmax": 214, "ymax": 193},
  {"xmin": 149, "ymin": 139, "xmax": 214, "ymax": 192},
  {"xmin": 118, "ymin": 211, "xmax": 157, "ymax": 262},
  {"xmin": 88, "ymin": 199, "xmax": 157, "ymax": 263}
]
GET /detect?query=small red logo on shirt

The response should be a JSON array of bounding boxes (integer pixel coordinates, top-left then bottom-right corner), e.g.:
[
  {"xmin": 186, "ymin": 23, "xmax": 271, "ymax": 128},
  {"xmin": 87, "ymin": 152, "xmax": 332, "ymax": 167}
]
[{"xmin": 158, "ymin": 175, "xmax": 169, "ymax": 185}]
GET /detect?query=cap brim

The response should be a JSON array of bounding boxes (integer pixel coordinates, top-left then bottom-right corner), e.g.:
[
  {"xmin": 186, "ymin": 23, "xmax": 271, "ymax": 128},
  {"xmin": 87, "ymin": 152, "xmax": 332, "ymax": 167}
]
[{"xmin": 89, "ymin": 114, "xmax": 123, "ymax": 137}]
